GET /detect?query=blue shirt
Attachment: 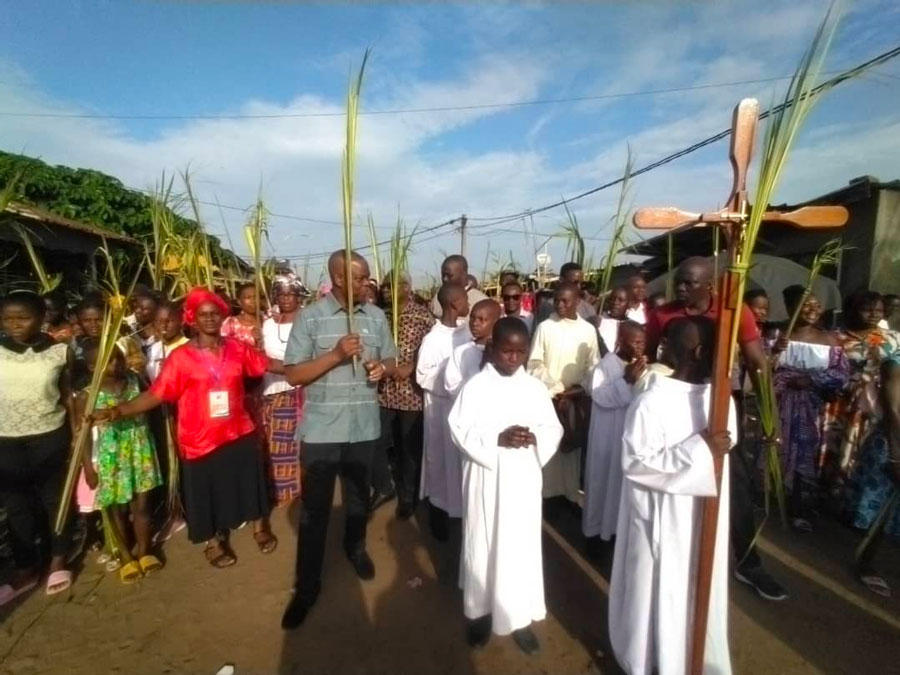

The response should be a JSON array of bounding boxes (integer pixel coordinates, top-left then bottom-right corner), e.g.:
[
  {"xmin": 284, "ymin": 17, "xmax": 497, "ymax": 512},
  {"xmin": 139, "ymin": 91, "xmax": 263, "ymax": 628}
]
[{"xmin": 283, "ymin": 293, "xmax": 398, "ymax": 444}]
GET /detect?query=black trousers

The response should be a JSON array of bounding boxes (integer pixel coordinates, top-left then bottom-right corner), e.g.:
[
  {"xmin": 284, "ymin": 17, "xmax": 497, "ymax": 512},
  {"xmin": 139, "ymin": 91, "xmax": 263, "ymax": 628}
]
[
  {"xmin": 0, "ymin": 425, "xmax": 74, "ymax": 569},
  {"xmin": 731, "ymin": 393, "xmax": 762, "ymax": 570},
  {"xmin": 295, "ymin": 441, "xmax": 375, "ymax": 602},
  {"xmin": 372, "ymin": 407, "xmax": 423, "ymax": 504}
]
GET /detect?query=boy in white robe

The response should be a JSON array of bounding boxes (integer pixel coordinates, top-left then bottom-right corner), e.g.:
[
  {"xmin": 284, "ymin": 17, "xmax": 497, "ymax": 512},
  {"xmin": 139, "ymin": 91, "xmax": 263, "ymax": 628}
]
[
  {"xmin": 448, "ymin": 318, "xmax": 563, "ymax": 654},
  {"xmin": 582, "ymin": 321, "xmax": 646, "ymax": 546},
  {"xmin": 416, "ymin": 283, "xmax": 470, "ymax": 541},
  {"xmin": 444, "ymin": 299, "xmax": 501, "ymax": 398},
  {"xmin": 609, "ymin": 316, "xmax": 736, "ymax": 675},
  {"xmin": 527, "ymin": 282, "xmax": 600, "ymax": 502}
]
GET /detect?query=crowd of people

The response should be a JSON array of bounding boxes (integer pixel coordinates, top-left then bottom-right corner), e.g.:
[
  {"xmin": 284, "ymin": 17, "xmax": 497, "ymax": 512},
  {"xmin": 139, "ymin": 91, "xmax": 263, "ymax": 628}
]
[{"xmin": 0, "ymin": 248, "xmax": 898, "ymax": 674}]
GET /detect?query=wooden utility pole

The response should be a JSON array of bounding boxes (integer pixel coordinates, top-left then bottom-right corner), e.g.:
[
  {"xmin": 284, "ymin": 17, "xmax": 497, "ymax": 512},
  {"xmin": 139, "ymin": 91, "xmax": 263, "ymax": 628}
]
[
  {"xmin": 459, "ymin": 214, "xmax": 467, "ymax": 257},
  {"xmin": 633, "ymin": 98, "xmax": 847, "ymax": 674}
]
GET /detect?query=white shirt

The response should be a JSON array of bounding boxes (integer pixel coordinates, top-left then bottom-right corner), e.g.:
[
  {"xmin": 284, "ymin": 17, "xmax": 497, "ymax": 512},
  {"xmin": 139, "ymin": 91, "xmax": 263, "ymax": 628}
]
[{"xmin": 262, "ymin": 318, "xmax": 296, "ymax": 396}]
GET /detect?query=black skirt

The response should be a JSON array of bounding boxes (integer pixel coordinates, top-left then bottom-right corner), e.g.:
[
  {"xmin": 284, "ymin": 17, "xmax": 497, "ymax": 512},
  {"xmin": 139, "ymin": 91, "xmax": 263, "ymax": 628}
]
[{"xmin": 181, "ymin": 433, "xmax": 271, "ymax": 543}]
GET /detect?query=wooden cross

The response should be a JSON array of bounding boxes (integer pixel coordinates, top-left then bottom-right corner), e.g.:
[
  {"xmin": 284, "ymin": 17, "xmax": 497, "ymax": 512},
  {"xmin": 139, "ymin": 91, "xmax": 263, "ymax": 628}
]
[{"xmin": 632, "ymin": 98, "xmax": 848, "ymax": 675}]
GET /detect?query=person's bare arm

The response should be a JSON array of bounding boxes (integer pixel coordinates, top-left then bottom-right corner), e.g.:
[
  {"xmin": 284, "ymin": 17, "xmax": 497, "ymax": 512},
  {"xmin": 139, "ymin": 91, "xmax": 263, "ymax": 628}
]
[
  {"xmin": 268, "ymin": 358, "xmax": 286, "ymax": 375},
  {"xmin": 93, "ymin": 391, "xmax": 163, "ymax": 422},
  {"xmin": 740, "ymin": 338, "xmax": 768, "ymax": 389},
  {"xmin": 60, "ymin": 346, "xmax": 77, "ymax": 435}
]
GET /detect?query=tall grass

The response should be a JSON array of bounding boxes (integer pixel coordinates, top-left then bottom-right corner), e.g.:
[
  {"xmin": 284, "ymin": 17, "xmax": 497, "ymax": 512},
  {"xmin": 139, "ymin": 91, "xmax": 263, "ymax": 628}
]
[{"xmin": 561, "ymin": 203, "xmax": 586, "ymax": 269}]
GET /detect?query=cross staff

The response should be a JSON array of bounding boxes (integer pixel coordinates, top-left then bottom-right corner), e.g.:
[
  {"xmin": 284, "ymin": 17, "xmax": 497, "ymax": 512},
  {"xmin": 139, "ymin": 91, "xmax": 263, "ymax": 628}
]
[{"xmin": 632, "ymin": 98, "xmax": 848, "ymax": 675}]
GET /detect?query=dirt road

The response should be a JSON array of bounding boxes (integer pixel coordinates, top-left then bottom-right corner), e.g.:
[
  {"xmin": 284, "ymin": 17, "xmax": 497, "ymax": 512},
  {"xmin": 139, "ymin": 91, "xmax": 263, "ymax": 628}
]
[{"xmin": 0, "ymin": 493, "xmax": 898, "ymax": 675}]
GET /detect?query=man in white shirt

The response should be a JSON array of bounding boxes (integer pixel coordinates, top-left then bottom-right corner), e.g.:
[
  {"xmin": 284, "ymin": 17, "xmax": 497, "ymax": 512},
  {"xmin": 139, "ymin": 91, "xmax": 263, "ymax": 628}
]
[
  {"xmin": 527, "ymin": 282, "xmax": 600, "ymax": 502},
  {"xmin": 417, "ymin": 283, "xmax": 470, "ymax": 540},
  {"xmin": 430, "ymin": 255, "xmax": 488, "ymax": 319}
]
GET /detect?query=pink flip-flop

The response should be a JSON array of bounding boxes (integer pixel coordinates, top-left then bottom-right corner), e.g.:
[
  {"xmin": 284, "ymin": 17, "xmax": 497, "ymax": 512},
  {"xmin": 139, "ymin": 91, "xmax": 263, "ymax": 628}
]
[
  {"xmin": 45, "ymin": 570, "xmax": 73, "ymax": 596},
  {"xmin": 0, "ymin": 579, "xmax": 38, "ymax": 606}
]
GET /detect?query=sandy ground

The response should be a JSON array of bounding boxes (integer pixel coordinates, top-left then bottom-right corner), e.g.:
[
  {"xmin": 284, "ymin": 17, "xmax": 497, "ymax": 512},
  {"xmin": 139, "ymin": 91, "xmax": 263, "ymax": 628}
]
[{"xmin": 0, "ymin": 493, "xmax": 898, "ymax": 675}]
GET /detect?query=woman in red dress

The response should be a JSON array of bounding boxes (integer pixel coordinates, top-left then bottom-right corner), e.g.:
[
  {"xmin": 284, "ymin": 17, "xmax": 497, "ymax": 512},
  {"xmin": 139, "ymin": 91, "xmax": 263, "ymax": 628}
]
[{"xmin": 94, "ymin": 288, "xmax": 277, "ymax": 568}]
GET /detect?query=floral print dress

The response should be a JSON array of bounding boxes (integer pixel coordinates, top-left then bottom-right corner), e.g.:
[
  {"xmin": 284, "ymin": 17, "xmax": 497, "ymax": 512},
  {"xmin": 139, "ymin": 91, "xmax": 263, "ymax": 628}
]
[{"xmin": 93, "ymin": 374, "xmax": 162, "ymax": 509}]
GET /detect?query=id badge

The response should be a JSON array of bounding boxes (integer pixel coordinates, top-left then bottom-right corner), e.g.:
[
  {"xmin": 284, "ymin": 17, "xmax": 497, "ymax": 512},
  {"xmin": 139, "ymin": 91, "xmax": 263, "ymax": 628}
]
[{"xmin": 209, "ymin": 391, "xmax": 230, "ymax": 418}]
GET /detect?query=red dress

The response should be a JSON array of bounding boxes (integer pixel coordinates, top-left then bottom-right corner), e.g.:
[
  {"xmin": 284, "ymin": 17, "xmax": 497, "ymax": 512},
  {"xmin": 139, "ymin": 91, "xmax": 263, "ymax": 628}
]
[{"xmin": 150, "ymin": 339, "xmax": 268, "ymax": 460}]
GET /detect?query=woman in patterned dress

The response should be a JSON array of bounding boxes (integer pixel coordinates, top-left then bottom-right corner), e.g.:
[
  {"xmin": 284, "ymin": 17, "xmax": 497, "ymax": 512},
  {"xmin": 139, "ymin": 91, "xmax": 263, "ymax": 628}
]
[
  {"xmin": 260, "ymin": 276, "xmax": 307, "ymax": 507},
  {"xmin": 827, "ymin": 291, "xmax": 900, "ymax": 483},
  {"xmin": 221, "ymin": 283, "xmax": 263, "ymax": 348},
  {"xmin": 846, "ymin": 354, "xmax": 900, "ymax": 597},
  {"xmin": 773, "ymin": 287, "xmax": 849, "ymax": 532}
]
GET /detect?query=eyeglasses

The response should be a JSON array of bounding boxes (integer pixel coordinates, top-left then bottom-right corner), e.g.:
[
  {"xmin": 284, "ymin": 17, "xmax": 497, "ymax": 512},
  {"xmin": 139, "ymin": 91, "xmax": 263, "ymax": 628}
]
[{"xmin": 502, "ymin": 294, "xmax": 522, "ymax": 301}]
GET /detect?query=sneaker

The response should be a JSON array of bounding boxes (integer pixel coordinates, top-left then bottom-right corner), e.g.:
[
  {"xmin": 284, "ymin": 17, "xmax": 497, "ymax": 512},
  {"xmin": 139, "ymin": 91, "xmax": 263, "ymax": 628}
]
[{"xmin": 734, "ymin": 565, "xmax": 788, "ymax": 601}]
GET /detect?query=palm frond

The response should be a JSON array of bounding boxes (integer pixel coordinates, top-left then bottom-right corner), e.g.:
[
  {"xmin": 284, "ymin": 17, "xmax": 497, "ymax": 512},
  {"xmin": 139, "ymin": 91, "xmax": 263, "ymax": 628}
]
[
  {"xmin": 598, "ymin": 148, "xmax": 635, "ymax": 303},
  {"xmin": 11, "ymin": 223, "xmax": 62, "ymax": 293},
  {"xmin": 342, "ymin": 49, "xmax": 370, "ymax": 366},
  {"xmin": 783, "ymin": 237, "xmax": 846, "ymax": 340},
  {"xmin": 366, "ymin": 212, "xmax": 383, "ymax": 283},
  {"xmin": 729, "ymin": 5, "xmax": 841, "ymax": 366}
]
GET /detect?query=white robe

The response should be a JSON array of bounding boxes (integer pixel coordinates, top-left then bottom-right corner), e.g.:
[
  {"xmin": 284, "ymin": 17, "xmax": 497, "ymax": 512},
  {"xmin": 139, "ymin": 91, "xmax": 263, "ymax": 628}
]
[
  {"xmin": 527, "ymin": 314, "xmax": 600, "ymax": 501},
  {"xmin": 609, "ymin": 376, "xmax": 736, "ymax": 675},
  {"xmin": 597, "ymin": 316, "xmax": 621, "ymax": 354},
  {"xmin": 582, "ymin": 352, "xmax": 633, "ymax": 540},
  {"xmin": 416, "ymin": 322, "xmax": 471, "ymax": 517},
  {"xmin": 444, "ymin": 341, "xmax": 485, "ymax": 398},
  {"xmin": 448, "ymin": 364, "xmax": 563, "ymax": 635}
]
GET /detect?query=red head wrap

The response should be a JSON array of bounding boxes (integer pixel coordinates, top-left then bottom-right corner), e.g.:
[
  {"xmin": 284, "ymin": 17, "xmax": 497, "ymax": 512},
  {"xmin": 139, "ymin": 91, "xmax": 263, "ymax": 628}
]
[{"xmin": 183, "ymin": 287, "xmax": 230, "ymax": 326}]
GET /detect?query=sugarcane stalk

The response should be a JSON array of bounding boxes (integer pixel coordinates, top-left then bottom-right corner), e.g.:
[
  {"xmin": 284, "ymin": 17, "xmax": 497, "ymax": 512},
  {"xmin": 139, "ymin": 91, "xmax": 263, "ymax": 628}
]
[{"xmin": 342, "ymin": 50, "xmax": 370, "ymax": 371}]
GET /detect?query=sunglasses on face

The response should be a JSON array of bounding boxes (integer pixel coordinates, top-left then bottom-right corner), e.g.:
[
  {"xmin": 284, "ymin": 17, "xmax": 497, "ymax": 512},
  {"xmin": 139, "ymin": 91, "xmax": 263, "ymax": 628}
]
[{"xmin": 502, "ymin": 294, "xmax": 522, "ymax": 301}]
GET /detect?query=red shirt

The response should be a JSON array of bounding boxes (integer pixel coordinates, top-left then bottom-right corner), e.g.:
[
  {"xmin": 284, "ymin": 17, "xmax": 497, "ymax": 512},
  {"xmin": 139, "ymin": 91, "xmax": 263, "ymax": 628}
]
[
  {"xmin": 645, "ymin": 298, "xmax": 761, "ymax": 357},
  {"xmin": 150, "ymin": 338, "xmax": 268, "ymax": 459}
]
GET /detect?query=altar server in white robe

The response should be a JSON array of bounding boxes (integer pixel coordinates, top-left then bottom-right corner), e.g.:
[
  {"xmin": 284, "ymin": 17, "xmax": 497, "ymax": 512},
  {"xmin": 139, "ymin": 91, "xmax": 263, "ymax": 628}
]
[
  {"xmin": 416, "ymin": 283, "xmax": 470, "ymax": 539},
  {"xmin": 527, "ymin": 282, "xmax": 600, "ymax": 501},
  {"xmin": 609, "ymin": 316, "xmax": 736, "ymax": 675},
  {"xmin": 449, "ymin": 318, "xmax": 563, "ymax": 655},
  {"xmin": 444, "ymin": 299, "xmax": 501, "ymax": 397},
  {"xmin": 583, "ymin": 321, "xmax": 647, "ymax": 543}
]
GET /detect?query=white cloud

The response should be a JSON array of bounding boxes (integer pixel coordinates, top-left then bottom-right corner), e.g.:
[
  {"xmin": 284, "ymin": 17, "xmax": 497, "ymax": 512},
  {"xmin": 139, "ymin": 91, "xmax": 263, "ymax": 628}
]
[{"xmin": 1, "ymin": 1, "xmax": 898, "ymax": 284}]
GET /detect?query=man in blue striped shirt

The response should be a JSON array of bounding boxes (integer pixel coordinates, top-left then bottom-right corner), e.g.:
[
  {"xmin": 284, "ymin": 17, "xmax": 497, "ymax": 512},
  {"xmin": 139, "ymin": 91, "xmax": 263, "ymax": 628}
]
[{"xmin": 281, "ymin": 250, "xmax": 398, "ymax": 630}]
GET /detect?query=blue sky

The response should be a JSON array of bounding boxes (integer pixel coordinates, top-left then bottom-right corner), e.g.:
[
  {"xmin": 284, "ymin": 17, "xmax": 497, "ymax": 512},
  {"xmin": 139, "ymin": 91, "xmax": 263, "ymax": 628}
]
[{"xmin": 2, "ymin": 1, "xmax": 900, "ymax": 282}]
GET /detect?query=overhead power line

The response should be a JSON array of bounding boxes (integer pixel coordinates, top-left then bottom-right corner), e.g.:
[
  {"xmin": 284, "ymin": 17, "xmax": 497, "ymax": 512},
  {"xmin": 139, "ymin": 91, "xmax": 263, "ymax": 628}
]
[
  {"xmin": 276, "ymin": 43, "xmax": 900, "ymax": 262},
  {"xmin": 463, "ymin": 44, "xmax": 900, "ymax": 226},
  {"xmin": 0, "ymin": 71, "xmax": 861, "ymax": 121}
]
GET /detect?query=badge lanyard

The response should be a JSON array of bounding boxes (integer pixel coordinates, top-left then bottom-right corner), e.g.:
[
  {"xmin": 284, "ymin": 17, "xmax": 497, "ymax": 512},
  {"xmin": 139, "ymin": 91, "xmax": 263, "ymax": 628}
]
[{"xmin": 197, "ymin": 342, "xmax": 230, "ymax": 419}]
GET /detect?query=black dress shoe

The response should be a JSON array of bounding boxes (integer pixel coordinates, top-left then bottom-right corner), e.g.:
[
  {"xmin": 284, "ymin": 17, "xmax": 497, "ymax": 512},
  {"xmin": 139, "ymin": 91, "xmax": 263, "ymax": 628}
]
[
  {"xmin": 281, "ymin": 594, "xmax": 315, "ymax": 630},
  {"xmin": 429, "ymin": 505, "xmax": 449, "ymax": 542},
  {"xmin": 348, "ymin": 551, "xmax": 375, "ymax": 580},
  {"xmin": 396, "ymin": 501, "xmax": 415, "ymax": 520},
  {"xmin": 466, "ymin": 615, "xmax": 492, "ymax": 648},
  {"xmin": 369, "ymin": 489, "xmax": 397, "ymax": 513},
  {"xmin": 512, "ymin": 627, "xmax": 540, "ymax": 655}
]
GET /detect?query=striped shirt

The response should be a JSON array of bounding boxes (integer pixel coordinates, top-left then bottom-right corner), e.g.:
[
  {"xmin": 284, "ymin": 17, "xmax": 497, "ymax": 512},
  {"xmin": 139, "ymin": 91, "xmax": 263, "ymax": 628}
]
[{"xmin": 284, "ymin": 293, "xmax": 398, "ymax": 444}]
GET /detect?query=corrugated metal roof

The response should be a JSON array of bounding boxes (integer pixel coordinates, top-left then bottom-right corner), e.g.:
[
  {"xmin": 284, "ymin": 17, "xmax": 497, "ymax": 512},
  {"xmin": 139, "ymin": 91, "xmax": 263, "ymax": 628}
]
[{"xmin": 3, "ymin": 202, "xmax": 139, "ymax": 245}]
